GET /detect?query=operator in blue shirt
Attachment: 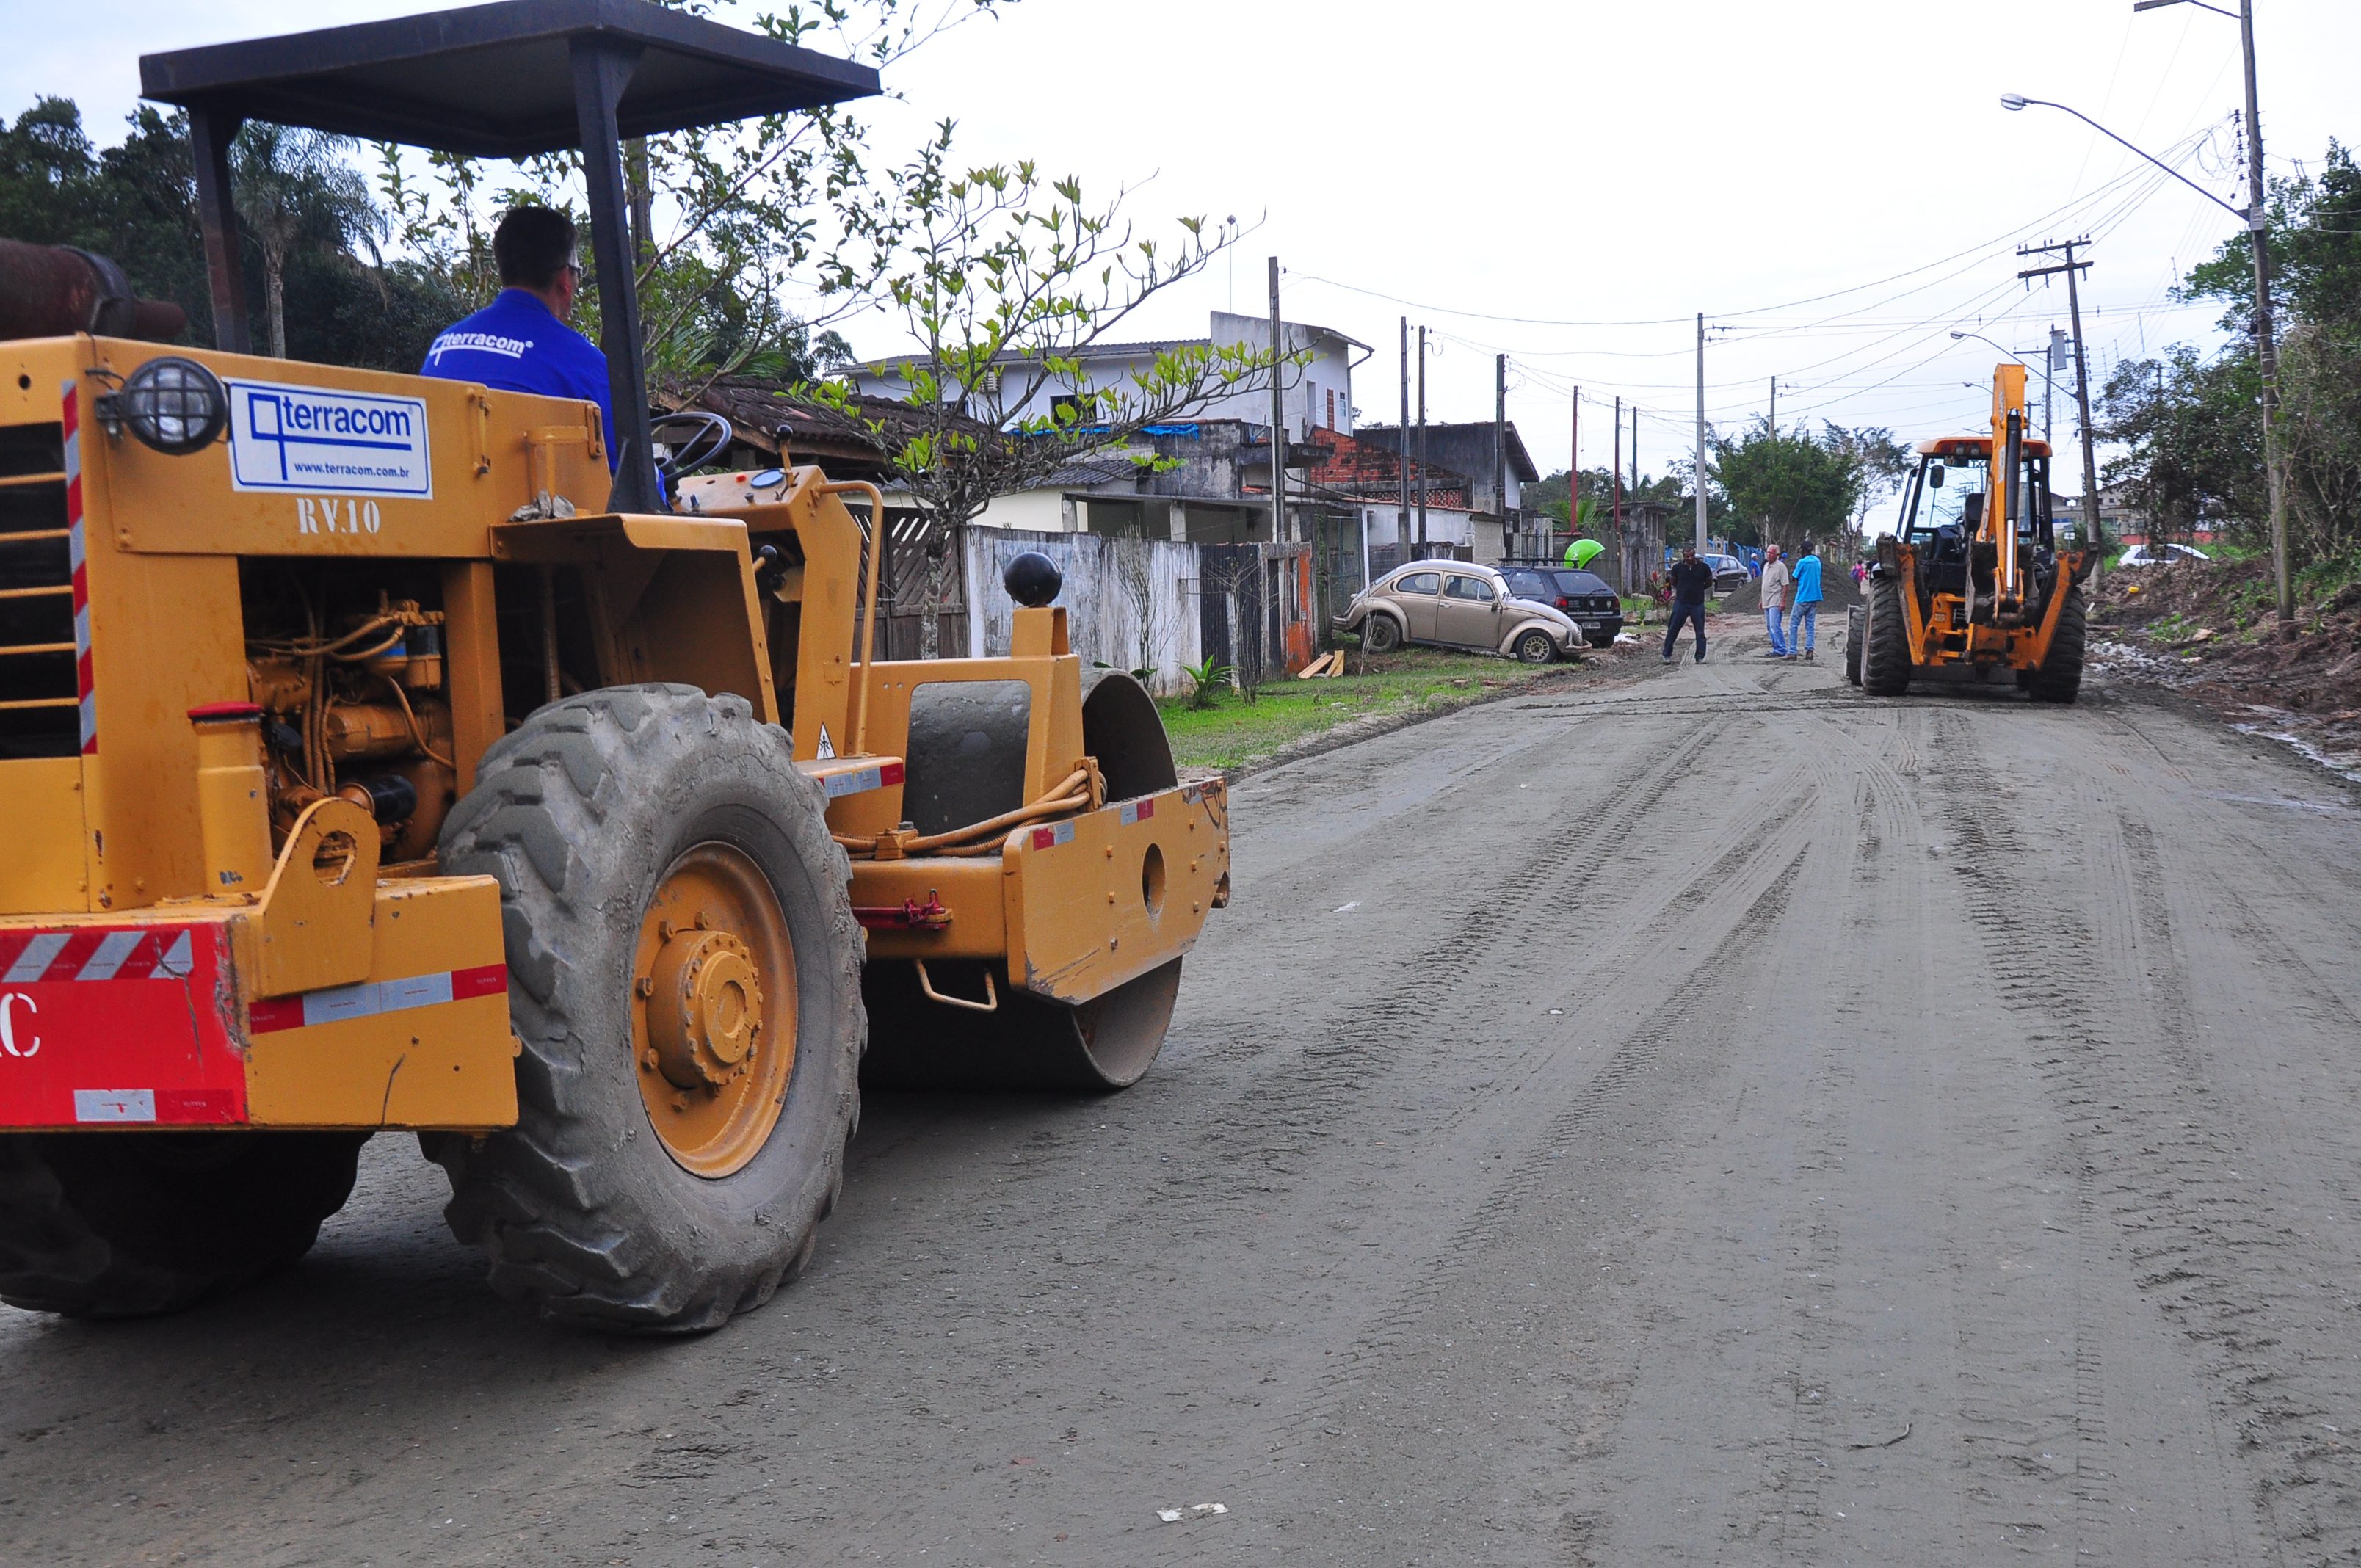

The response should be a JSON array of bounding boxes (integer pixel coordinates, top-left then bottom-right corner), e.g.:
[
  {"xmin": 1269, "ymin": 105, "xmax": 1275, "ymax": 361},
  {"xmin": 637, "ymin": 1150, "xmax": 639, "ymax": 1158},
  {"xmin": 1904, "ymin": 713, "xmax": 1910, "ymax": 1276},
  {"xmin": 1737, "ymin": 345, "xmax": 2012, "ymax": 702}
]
[{"xmin": 419, "ymin": 206, "xmax": 616, "ymax": 471}]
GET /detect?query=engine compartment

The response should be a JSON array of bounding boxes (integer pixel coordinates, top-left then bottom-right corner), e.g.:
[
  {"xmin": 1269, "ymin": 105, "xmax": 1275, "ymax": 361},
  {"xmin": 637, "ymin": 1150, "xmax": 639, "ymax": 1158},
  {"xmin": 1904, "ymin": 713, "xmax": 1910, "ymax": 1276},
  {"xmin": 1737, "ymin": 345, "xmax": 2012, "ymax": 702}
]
[{"xmin": 239, "ymin": 561, "xmax": 457, "ymax": 866}]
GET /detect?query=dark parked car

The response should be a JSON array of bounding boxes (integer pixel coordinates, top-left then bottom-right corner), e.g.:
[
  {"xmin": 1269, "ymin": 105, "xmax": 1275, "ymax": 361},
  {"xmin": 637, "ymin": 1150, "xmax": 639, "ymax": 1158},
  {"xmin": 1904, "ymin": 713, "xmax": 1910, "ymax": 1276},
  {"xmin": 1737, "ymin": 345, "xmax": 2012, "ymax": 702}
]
[
  {"xmin": 1498, "ymin": 566, "xmax": 1625, "ymax": 647},
  {"xmin": 1702, "ymin": 553, "xmax": 1753, "ymax": 595}
]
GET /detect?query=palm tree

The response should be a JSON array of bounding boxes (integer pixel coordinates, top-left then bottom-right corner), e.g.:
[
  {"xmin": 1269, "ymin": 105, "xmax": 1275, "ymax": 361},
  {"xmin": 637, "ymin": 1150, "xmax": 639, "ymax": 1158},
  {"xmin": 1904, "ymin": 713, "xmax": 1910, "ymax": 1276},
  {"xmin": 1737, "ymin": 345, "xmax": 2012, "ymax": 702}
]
[{"xmin": 232, "ymin": 126, "xmax": 382, "ymax": 358}]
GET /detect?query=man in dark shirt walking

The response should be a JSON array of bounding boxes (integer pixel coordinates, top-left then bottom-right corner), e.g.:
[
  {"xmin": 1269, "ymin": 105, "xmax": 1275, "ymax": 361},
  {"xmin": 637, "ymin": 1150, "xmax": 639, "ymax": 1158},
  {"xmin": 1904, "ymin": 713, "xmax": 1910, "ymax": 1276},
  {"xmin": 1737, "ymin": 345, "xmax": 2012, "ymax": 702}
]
[{"xmin": 1661, "ymin": 545, "xmax": 1713, "ymax": 664}]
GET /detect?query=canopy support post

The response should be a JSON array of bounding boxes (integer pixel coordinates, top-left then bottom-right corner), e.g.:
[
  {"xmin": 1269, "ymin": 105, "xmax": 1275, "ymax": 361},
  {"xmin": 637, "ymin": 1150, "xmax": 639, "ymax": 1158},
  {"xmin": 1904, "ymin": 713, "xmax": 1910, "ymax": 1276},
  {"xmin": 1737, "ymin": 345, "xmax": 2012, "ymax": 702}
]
[
  {"xmin": 570, "ymin": 36, "xmax": 659, "ymax": 514},
  {"xmin": 188, "ymin": 104, "xmax": 249, "ymax": 355}
]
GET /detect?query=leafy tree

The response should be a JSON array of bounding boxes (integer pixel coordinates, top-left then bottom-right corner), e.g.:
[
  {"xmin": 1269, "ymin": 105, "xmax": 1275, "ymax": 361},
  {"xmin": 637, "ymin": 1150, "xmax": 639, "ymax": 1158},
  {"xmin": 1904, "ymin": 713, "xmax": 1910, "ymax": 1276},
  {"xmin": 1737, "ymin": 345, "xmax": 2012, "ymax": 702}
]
[
  {"xmin": 2183, "ymin": 140, "xmax": 2361, "ymax": 335},
  {"xmin": 1823, "ymin": 424, "xmax": 1911, "ymax": 544},
  {"xmin": 233, "ymin": 125, "xmax": 383, "ymax": 359},
  {"xmin": 2135, "ymin": 140, "xmax": 2361, "ymax": 566},
  {"xmin": 2099, "ymin": 347, "xmax": 2263, "ymax": 547},
  {"xmin": 810, "ymin": 140, "xmax": 1282, "ymax": 655},
  {"xmin": 1, "ymin": 98, "xmax": 463, "ymax": 369},
  {"xmin": 1708, "ymin": 421, "xmax": 1861, "ymax": 556}
]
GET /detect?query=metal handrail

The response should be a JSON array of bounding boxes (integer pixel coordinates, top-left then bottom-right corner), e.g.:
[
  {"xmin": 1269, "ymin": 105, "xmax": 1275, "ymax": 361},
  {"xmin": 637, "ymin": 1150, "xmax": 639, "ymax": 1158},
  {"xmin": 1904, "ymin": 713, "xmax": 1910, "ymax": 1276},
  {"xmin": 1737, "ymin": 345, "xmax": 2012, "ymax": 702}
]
[{"xmin": 816, "ymin": 479, "xmax": 888, "ymax": 759}]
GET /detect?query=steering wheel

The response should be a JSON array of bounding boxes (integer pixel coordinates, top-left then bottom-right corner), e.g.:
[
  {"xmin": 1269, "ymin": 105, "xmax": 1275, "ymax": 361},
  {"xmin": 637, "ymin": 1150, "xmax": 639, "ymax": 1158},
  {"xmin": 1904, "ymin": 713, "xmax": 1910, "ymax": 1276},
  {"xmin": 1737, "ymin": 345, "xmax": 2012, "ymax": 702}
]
[{"xmin": 650, "ymin": 409, "xmax": 735, "ymax": 481}]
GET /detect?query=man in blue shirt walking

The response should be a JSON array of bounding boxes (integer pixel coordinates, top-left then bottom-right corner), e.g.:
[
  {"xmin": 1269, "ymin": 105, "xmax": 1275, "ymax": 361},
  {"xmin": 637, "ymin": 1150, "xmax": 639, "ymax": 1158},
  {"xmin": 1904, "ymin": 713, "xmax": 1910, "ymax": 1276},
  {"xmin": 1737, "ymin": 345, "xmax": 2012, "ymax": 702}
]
[
  {"xmin": 1788, "ymin": 540, "xmax": 1825, "ymax": 661},
  {"xmin": 419, "ymin": 207, "xmax": 616, "ymax": 471}
]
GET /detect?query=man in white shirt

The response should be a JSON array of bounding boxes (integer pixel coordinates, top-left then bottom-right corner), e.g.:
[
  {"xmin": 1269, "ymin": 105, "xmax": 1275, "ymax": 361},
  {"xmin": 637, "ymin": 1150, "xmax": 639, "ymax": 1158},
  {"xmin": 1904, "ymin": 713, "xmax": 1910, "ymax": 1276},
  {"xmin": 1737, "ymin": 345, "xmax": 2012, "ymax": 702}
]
[{"xmin": 1758, "ymin": 545, "xmax": 1792, "ymax": 658}]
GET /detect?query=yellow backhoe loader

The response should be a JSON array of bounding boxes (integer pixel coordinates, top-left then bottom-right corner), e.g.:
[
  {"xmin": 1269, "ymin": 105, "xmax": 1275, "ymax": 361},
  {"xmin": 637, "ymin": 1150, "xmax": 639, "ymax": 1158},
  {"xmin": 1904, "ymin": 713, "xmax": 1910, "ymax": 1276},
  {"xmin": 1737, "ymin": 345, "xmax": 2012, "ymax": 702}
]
[
  {"xmin": 1846, "ymin": 363, "xmax": 2095, "ymax": 702},
  {"xmin": 0, "ymin": 0, "xmax": 1227, "ymax": 1331}
]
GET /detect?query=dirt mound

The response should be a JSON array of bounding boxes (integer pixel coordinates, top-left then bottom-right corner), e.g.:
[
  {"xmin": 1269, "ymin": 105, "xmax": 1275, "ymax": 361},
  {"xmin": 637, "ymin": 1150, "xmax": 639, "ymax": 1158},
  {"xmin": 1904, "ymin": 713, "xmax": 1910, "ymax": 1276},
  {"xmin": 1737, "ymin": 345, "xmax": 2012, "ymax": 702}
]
[
  {"xmin": 2090, "ymin": 553, "xmax": 2361, "ymax": 771},
  {"xmin": 1720, "ymin": 562, "xmax": 1864, "ymax": 616}
]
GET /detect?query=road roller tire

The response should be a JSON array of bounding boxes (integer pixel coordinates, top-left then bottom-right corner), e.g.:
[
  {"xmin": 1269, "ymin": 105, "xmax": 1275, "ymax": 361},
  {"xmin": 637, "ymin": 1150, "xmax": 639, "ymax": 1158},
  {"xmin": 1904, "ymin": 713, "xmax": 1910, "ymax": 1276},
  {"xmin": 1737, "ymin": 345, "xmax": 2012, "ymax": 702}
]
[
  {"xmin": 0, "ymin": 1130, "xmax": 363, "ymax": 1317},
  {"xmin": 1861, "ymin": 578, "xmax": 1913, "ymax": 697},
  {"xmin": 433, "ymin": 685, "xmax": 864, "ymax": 1332},
  {"xmin": 2027, "ymin": 589, "xmax": 2087, "ymax": 705},
  {"xmin": 861, "ymin": 959, "xmax": 1184, "ymax": 1091},
  {"xmin": 1844, "ymin": 607, "xmax": 1864, "ymax": 686}
]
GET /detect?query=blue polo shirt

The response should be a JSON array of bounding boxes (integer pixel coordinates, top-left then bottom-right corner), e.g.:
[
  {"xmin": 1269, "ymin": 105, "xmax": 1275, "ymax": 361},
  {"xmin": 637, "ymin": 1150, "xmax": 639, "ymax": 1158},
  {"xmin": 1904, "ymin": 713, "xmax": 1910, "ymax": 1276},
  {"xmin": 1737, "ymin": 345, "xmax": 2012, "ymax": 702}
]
[
  {"xmin": 1793, "ymin": 553, "xmax": 1824, "ymax": 604},
  {"xmin": 420, "ymin": 289, "xmax": 616, "ymax": 471}
]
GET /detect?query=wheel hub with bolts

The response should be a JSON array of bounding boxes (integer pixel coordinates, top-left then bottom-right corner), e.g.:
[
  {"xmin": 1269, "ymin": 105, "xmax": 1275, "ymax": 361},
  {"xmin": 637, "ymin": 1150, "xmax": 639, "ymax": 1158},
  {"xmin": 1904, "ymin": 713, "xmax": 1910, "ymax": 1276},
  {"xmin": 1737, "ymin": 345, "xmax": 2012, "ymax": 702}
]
[
  {"xmin": 630, "ymin": 841, "xmax": 800, "ymax": 1179},
  {"xmin": 645, "ymin": 924, "xmax": 764, "ymax": 1092}
]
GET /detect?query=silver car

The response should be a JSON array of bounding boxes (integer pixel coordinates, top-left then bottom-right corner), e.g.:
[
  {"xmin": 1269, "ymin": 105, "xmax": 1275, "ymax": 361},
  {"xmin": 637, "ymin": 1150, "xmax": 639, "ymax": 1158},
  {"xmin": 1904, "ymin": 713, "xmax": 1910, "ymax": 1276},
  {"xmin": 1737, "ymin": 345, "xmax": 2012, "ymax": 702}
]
[{"xmin": 1335, "ymin": 562, "xmax": 1583, "ymax": 664}]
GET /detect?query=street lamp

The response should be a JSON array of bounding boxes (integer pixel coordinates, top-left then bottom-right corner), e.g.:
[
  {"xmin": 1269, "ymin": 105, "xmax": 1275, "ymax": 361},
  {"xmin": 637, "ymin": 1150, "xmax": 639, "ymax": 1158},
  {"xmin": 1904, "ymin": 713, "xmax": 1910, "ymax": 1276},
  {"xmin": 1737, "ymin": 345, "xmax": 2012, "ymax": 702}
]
[
  {"xmin": 1950, "ymin": 329, "xmax": 2028, "ymax": 365},
  {"xmin": 1999, "ymin": 95, "xmax": 2249, "ymax": 222}
]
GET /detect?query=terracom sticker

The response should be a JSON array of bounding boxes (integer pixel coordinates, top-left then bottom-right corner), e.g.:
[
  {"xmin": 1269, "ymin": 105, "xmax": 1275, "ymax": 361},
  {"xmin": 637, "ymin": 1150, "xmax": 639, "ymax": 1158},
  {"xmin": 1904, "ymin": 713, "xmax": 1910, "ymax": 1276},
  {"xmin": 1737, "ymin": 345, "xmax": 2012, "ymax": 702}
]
[{"xmin": 227, "ymin": 378, "xmax": 433, "ymax": 498}]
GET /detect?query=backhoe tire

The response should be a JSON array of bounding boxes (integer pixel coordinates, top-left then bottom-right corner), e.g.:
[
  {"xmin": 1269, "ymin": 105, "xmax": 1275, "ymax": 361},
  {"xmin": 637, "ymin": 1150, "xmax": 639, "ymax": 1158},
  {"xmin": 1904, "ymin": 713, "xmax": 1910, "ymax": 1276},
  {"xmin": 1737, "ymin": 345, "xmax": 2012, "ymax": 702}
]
[
  {"xmin": 1512, "ymin": 628, "xmax": 1557, "ymax": 665},
  {"xmin": 2028, "ymin": 589, "xmax": 2088, "ymax": 705},
  {"xmin": 1843, "ymin": 607, "xmax": 1864, "ymax": 686},
  {"xmin": 0, "ymin": 1130, "xmax": 363, "ymax": 1318},
  {"xmin": 1361, "ymin": 614, "xmax": 1402, "ymax": 655},
  {"xmin": 1861, "ymin": 578, "xmax": 1914, "ymax": 697},
  {"xmin": 432, "ymin": 685, "xmax": 865, "ymax": 1333}
]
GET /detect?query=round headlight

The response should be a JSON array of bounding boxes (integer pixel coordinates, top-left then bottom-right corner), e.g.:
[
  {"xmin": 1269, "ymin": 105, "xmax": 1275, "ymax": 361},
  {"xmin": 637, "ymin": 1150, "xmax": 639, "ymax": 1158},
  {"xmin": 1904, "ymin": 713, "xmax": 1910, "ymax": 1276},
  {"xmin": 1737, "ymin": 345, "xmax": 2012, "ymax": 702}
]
[{"xmin": 117, "ymin": 356, "xmax": 228, "ymax": 456}]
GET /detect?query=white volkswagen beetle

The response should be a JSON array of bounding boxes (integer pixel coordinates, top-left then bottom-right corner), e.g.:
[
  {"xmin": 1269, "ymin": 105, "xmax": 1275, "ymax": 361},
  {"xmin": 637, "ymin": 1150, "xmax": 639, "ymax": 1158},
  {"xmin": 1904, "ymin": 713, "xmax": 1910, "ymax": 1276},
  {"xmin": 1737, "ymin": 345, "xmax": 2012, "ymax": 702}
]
[{"xmin": 1335, "ymin": 562, "xmax": 1584, "ymax": 664}]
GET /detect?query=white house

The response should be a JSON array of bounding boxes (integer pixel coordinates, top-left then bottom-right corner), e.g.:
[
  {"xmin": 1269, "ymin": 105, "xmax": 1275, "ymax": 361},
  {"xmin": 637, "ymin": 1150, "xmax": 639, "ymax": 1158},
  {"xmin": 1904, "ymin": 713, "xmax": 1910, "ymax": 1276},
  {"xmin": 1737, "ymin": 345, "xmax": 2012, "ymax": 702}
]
[{"xmin": 850, "ymin": 311, "xmax": 1368, "ymax": 443}]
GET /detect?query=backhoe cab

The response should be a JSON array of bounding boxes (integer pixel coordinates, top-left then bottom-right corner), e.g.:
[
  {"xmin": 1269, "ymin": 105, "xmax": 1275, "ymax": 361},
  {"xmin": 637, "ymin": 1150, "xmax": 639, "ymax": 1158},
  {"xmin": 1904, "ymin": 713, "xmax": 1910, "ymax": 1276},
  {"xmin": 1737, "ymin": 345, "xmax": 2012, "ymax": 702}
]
[
  {"xmin": 0, "ymin": 0, "xmax": 1227, "ymax": 1331},
  {"xmin": 1846, "ymin": 363, "xmax": 2096, "ymax": 702}
]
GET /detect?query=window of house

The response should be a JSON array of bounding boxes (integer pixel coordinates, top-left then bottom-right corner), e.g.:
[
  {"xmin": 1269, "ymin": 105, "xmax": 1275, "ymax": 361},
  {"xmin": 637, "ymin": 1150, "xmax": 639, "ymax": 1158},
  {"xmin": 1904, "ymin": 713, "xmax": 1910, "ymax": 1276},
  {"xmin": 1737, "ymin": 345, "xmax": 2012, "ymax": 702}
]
[
  {"xmin": 1443, "ymin": 575, "xmax": 1495, "ymax": 603},
  {"xmin": 1325, "ymin": 388, "xmax": 1336, "ymax": 429},
  {"xmin": 1051, "ymin": 393, "xmax": 1084, "ymax": 427}
]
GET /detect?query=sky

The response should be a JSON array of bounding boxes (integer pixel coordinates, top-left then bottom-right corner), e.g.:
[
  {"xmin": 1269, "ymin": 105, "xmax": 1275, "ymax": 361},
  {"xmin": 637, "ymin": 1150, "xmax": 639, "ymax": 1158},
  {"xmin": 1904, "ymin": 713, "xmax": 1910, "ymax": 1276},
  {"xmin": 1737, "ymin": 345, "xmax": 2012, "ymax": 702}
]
[{"xmin": 10, "ymin": 0, "xmax": 2357, "ymax": 501}]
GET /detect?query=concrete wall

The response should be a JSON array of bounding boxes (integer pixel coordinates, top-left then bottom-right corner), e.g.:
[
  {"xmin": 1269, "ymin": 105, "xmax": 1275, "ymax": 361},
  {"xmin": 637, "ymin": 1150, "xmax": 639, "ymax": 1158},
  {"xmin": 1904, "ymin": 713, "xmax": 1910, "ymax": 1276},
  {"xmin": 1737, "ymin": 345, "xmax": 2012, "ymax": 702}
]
[{"xmin": 960, "ymin": 527, "xmax": 1205, "ymax": 695}]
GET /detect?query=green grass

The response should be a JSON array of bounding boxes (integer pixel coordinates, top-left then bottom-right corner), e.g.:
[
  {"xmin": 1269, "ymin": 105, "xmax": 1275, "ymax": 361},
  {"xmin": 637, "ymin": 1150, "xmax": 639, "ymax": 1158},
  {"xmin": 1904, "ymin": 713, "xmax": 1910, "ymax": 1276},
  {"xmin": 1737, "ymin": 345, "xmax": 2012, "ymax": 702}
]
[{"xmin": 1158, "ymin": 645, "xmax": 1580, "ymax": 773}]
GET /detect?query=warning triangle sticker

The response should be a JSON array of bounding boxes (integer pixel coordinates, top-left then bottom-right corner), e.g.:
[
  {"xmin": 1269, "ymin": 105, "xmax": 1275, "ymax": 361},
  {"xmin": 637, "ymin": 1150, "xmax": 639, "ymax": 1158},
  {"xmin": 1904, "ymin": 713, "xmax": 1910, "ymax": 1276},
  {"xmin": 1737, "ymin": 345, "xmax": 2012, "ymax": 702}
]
[{"xmin": 816, "ymin": 724, "xmax": 835, "ymax": 760}]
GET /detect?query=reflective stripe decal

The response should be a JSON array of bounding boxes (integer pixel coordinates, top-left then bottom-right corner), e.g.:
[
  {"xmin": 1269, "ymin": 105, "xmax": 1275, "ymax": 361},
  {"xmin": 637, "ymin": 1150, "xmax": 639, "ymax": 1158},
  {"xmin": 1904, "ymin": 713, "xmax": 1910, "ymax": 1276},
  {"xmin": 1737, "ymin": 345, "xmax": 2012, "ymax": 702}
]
[
  {"xmin": 247, "ymin": 962, "xmax": 507, "ymax": 1035},
  {"xmin": 0, "ymin": 927, "xmax": 198, "ymax": 982},
  {"xmin": 62, "ymin": 379, "xmax": 93, "ymax": 755},
  {"xmin": 1119, "ymin": 798, "xmax": 1155, "ymax": 826},
  {"xmin": 1029, "ymin": 821, "xmax": 1076, "ymax": 851},
  {"xmin": 818, "ymin": 760, "xmax": 905, "ymax": 799}
]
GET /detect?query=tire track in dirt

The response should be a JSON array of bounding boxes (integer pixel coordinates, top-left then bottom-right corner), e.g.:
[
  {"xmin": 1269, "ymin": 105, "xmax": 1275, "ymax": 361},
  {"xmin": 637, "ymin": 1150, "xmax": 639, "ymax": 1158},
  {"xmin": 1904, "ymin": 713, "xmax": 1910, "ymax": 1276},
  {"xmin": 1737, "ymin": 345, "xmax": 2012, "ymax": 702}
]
[
  {"xmin": 1228, "ymin": 842, "xmax": 1816, "ymax": 1565},
  {"xmin": 1930, "ymin": 720, "xmax": 2361, "ymax": 1564}
]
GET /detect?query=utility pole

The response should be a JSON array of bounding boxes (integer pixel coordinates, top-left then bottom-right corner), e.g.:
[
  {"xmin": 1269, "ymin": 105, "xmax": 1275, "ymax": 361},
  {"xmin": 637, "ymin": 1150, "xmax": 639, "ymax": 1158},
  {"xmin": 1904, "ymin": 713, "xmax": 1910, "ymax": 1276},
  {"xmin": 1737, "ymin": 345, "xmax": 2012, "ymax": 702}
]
[
  {"xmin": 1268, "ymin": 256, "xmax": 1287, "ymax": 544},
  {"xmin": 1396, "ymin": 317, "xmax": 1411, "ymax": 565},
  {"xmin": 1768, "ymin": 377, "xmax": 1777, "ymax": 435},
  {"xmin": 2020, "ymin": 240, "xmax": 2102, "ymax": 549},
  {"xmin": 1415, "ymin": 327, "xmax": 1429, "ymax": 550},
  {"xmin": 2130, "ymin": 0, "xmax": 2288, "ymax": 617},
  {"xmin": 2240, "ymin": 4, "xmax": 2291, "ymax": 620},
  {"xmin": 1570, "ymin": 387, "xmax": 1581, "ymax": 563},
  {"xmin": 1613, "ymin": 395, "xmax": 1624, "ymax": 547},
  {"xmin": 1694, "ymin": 312, "xmax": 1708, "ymax": 553},
  {"xmin": 1493, "ymin": 354, "xmax": 1509, "ymax": 559}
]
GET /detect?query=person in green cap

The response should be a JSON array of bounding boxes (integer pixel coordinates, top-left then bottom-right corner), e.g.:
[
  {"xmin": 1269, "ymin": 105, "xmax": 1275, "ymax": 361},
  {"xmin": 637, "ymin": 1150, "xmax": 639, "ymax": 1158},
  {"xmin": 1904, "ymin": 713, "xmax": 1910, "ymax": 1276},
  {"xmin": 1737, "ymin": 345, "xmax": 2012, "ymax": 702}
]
[{"xmin": 1564, "ymin": 538, "xmax": 1604, "ymax": 570}]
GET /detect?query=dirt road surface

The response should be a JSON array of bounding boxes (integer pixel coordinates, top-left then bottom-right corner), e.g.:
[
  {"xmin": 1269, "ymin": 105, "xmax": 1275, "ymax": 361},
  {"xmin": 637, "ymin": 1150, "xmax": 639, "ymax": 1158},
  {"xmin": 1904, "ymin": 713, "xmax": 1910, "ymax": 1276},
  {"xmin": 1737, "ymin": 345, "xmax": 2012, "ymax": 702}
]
[{"xmin": 10, "ymin": 636, "xmax": 2361, "ymax": 1565}]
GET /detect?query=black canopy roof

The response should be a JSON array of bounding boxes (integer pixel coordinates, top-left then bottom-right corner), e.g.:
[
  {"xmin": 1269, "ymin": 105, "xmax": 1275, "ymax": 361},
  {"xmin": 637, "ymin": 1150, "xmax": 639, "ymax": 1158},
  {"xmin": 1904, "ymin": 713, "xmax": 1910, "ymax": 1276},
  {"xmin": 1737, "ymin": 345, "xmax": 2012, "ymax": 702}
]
[
  {"xmin": 139, "ymin": 0, "xmax": 880, "ymax": 160},
  {"xmin": 141, "ymin": 0, "xmax": 880, "ymax": 512}
]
